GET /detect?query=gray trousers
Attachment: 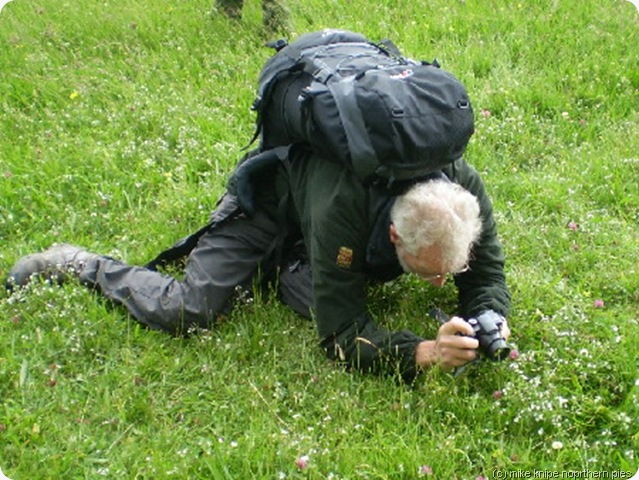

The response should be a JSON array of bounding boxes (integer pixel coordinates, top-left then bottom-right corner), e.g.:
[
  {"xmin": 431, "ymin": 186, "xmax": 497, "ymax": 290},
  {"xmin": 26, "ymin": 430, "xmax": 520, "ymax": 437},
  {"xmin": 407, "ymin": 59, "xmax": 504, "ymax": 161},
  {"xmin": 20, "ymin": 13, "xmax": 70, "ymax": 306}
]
[{"xmin": 78, "ymin": 207, "xmax": 312, "ymax": 335}]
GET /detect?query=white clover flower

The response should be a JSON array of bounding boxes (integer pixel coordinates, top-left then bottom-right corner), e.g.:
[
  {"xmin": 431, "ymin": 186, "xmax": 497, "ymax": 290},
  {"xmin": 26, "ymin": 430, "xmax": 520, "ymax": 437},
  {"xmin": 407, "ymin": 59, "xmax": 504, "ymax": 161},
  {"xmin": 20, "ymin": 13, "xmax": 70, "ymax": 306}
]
[{"xmin": 551, "ymin": 441, "xmax": 564, "ymax": 450}]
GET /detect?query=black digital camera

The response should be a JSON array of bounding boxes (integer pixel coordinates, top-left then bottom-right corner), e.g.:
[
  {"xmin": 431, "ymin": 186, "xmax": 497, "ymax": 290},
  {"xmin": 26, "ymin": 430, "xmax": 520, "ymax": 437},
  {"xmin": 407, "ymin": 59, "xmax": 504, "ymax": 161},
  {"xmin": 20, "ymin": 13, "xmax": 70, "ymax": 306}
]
[
  {"xmin": 466, "ymin": 310, "xmax": 510, "ymax": 361},
  {"xmin": 430, "ymin": 308, "xmax": 510, "ymax": 361}
]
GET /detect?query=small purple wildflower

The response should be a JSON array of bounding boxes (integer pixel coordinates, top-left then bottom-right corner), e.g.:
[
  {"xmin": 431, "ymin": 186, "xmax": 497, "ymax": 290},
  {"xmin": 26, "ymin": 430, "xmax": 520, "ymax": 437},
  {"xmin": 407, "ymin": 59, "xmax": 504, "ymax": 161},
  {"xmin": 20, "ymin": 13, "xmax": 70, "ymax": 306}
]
[
  {"xmin": 295, "ymin": 455, "xmax": 309, "ymax": 470},
  {"xmin": 593, "ymin": 299, "xmax": 605, "ymax": 308},
  {"xmin": 418, "ymin": 465, "xmax": 433, "ymax": 476}
]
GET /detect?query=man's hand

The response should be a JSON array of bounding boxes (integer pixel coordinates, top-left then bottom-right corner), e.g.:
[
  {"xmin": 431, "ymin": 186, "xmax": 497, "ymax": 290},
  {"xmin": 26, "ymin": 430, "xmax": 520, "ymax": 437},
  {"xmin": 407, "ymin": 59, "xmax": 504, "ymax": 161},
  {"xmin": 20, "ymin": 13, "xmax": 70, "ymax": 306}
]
[
  {"xmin": 501, "ymin": 319, "xmax": 511, "ymax": 341},
  {"xmin": 415, "ymin": 317, "xmax": 479, "ymax": 371}
]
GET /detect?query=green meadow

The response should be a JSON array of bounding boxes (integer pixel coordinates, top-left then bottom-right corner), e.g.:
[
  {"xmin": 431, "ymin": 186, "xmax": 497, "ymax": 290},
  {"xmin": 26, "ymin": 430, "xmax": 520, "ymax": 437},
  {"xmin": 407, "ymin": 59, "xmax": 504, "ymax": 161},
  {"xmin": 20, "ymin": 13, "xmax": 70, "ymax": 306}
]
[{"xmin": 0, "ymin": 0, "xmax": 637, "ymax": 478}]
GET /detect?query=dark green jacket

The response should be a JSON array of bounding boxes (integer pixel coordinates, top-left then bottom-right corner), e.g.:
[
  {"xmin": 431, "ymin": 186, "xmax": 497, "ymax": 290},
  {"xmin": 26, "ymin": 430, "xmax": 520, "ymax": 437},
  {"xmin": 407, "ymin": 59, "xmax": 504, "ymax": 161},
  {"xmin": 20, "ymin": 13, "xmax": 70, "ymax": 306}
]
[{"xmin": 256, "ymin": 148, "xmax": 510, "ymax": 382}]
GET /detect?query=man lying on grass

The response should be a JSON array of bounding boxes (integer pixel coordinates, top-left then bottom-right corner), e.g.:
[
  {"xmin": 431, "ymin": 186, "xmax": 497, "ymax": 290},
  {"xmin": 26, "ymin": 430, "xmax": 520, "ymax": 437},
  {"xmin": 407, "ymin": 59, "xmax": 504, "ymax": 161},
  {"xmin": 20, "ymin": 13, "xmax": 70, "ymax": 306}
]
[
  {"xmin": 6, "ymin": 150, "xmax": 510, "ymax": 382},
  {"xmin": 6, "ymin": 30, "xmax": 511, "ymax": 383}
]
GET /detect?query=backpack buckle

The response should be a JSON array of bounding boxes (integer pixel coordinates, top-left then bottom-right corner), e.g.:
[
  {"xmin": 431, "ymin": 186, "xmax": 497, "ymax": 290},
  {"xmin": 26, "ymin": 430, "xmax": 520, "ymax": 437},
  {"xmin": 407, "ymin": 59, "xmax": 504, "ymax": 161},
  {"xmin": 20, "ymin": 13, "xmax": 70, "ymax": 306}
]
[{"xmin": 265, "ymin": 38, "xmax": 288, "ymax": 52}]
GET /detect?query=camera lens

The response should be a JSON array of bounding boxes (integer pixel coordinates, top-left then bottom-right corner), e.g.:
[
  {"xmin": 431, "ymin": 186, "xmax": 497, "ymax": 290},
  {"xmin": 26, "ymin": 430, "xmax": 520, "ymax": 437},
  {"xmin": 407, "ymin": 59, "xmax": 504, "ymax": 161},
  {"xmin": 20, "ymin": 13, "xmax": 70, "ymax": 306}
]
[{"xmin": 487, "ymin": 340, "xmax": 511, "ymax": 361}]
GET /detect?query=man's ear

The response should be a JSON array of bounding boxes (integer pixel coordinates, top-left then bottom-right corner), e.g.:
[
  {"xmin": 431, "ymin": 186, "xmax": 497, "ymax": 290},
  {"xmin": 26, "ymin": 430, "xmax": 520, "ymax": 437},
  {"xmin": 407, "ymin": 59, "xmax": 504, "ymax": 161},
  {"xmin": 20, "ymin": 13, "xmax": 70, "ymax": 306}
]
[{"xmin": 389, "ymin": 224, "xmax": 400, "ymax": 245}]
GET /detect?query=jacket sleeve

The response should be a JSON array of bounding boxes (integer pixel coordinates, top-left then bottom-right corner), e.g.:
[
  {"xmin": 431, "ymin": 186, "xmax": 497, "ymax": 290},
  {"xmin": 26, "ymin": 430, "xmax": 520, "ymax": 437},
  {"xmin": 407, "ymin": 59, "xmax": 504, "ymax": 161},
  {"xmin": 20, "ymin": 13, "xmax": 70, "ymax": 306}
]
[
  {"xmin": 289, "ymin": 153, "xmax": 423, "ymax": 382},
  {"xmin": 448, "ymin": 159, "xmax": 511, "ymax": 319}
]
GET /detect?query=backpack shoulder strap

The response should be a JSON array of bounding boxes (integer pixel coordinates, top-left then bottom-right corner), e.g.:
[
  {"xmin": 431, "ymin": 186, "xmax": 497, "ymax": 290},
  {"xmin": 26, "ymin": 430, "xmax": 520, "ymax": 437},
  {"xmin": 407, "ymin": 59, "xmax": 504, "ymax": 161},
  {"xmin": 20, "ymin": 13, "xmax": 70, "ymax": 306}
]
[
  {"xmin": 144, "ymin": 193, "xmax": 242, "ymax": 270},
  {"xmin": 227, "ymin": 146, "xmax": 291, "ymax": 215}
]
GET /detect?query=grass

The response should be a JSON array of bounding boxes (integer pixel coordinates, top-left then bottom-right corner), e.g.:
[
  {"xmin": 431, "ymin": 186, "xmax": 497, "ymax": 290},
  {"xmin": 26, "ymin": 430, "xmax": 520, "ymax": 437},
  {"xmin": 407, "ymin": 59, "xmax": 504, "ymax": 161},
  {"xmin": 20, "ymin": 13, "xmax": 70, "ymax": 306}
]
[{"xmin": 0, "ymin": 0, "xmax": 638, "ymax": 478}]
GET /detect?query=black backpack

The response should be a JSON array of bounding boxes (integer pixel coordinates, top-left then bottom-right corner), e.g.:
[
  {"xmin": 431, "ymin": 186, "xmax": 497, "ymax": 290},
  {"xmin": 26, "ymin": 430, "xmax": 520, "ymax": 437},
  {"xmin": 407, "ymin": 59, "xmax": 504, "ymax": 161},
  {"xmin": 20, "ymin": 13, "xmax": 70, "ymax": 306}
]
[{"xmin": 253, "ymin": 29, "xmax": 474, "ymax": 183}]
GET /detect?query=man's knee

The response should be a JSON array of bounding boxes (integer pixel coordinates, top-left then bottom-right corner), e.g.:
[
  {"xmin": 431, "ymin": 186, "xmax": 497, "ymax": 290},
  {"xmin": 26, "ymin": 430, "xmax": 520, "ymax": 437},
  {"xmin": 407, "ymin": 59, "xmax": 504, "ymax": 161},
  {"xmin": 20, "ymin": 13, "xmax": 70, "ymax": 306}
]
[
  {"xmin": 142, "ymin": 282, "xmax": 228, "ymax": 336},
  {"xmin": 278, "ymin": 251, "xmax": 313, "ymax": 319}
]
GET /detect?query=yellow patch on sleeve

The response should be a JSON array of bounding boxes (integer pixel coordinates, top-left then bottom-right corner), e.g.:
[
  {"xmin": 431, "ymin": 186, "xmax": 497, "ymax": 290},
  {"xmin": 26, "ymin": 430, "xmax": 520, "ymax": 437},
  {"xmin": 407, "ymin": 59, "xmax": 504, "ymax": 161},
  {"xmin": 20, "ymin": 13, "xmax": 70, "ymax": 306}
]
[{"xmin": 336, "ymin": 246, "xmax": 354, "ymax": 269}]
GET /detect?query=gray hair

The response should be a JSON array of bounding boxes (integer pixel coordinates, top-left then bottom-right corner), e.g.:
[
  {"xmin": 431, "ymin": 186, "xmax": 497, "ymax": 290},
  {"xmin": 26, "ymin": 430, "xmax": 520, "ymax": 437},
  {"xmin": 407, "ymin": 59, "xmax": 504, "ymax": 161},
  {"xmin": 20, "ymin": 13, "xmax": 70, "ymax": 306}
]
[{"xmin": 390, "ymin": 180, "xmax": 482, "ymax": 272}]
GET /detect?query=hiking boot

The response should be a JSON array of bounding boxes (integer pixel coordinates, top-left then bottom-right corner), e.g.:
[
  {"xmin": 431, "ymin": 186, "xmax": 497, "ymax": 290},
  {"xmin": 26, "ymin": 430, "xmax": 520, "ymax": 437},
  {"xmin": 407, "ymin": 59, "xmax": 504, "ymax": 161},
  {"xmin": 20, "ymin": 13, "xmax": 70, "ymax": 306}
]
[
  {"xmin": 215, "ymin": 0, "xmax": 243, "ymax": 19},
  {"xmin": 5, "ymin": 243, "xmax": 99, "ymax": 289},
  {"xmin": 262, "ymin": 0, "xmax": 290, "ymax": 36}
]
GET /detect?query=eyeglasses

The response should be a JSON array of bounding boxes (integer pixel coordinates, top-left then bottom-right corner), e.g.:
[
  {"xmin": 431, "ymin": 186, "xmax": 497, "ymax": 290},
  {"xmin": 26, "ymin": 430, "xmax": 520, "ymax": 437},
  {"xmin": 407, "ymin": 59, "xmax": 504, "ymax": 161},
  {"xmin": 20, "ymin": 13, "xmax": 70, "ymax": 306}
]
[{"xmin": 419, "ymin": 265, "xmax": 470, "ymax": 281}]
